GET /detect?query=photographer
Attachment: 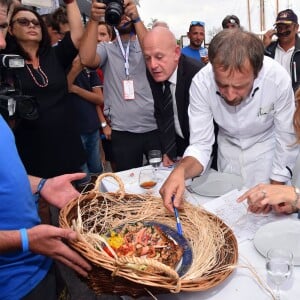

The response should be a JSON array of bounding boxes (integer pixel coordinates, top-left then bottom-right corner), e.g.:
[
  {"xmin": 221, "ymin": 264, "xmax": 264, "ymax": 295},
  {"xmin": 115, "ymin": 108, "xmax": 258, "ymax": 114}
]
[
  {"xmin": 79, "ymin": 0, "xmax": 160, "ymax": 172},
  {"xmin": 0, "ymin": 1, "xmax": 92, "ymax": 299}
]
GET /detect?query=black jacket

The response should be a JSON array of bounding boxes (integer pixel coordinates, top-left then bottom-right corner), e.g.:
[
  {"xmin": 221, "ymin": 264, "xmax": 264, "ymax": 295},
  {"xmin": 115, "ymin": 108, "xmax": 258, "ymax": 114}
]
[
  {"xmin": 265, "ymin": 34, "xmax": 300, "ymax": 91},
  {"xmin": 147, "ymin": 54, "xmax": 204, "ymax": 155}
]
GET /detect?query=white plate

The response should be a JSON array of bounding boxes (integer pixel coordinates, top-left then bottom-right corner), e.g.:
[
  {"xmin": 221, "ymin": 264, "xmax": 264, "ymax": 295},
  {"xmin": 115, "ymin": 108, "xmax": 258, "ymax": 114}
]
[
  {"xmin": 189, "ymin": 171, "xmax": 243, "ymax": 197},
  {"xmin": 253, "ymin": 219, "xmax": 300, "ymax": 265}
]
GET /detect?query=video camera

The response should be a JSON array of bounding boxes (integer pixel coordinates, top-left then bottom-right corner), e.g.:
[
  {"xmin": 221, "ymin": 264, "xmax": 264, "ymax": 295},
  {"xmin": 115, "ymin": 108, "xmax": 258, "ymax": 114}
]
[
  {"xmin": 0, "ymin": 54, "xmax": 39, "ymax": 122},
  {"xmin": 98, "ymin": 0, "xmax": 124, "ymax": 27}
]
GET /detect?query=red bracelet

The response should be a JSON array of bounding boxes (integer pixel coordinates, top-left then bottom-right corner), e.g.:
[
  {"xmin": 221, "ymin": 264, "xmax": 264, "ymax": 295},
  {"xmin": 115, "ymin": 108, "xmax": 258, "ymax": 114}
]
[{"xmin": 63, "ymin": 0, "xmax": 74, "ymax": 4}]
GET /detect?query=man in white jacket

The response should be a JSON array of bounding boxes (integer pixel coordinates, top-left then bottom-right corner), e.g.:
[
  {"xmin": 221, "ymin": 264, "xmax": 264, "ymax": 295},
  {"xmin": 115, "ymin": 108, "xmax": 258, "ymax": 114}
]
[{"xmin": 160, "ymin": 29, "xmax": 299, "ymax": 215}]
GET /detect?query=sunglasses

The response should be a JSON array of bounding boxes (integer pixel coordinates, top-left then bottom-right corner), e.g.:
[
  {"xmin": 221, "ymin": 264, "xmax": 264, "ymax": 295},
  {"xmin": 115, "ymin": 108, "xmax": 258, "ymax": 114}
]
[
  {"xmin": 190, "ymin": 21, "xmax": 205, "ymax": 27},
  {"xmin": 229, "ymin": 19, "xmax": 237, "ymax": 24},
  {"xmin": 0, "ymin": 22, "xmax": 8, "ymax": 31},
  {"xmin": 11, "ymin": 18, "xmax": 40, "ymax": 27}
]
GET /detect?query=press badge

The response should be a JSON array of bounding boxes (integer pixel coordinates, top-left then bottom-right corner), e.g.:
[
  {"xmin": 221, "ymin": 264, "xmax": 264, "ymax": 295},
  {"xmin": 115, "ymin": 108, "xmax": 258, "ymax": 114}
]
[{"xmin": 123, "ymin": 79, "xmax": 135, "ymax": 100}]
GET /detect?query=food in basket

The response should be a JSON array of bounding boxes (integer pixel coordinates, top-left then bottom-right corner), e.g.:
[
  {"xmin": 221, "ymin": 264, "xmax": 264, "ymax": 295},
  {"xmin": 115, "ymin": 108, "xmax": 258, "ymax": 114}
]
[
  {"xmin": 103, "ymin": 222, "xmax": 183, "ymax": 269},
  {"xmin": 59, "ymin": 173, "xmax": 238, "ymax": 296}
]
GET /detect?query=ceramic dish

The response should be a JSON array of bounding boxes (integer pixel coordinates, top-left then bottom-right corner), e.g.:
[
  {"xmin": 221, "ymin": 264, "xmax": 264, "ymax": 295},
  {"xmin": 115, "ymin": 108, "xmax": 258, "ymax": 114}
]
[
  {"xmin": 189, "ymin": 171, "xmax": 243, "ymax": 197},
  {"xmin": 106, "ymin": 221, "xmax": 193, "ymax": 276},
  {"xmin": 253, "ymin": 219, "xmax": 300, "ymax": 265},
  {"xmin": 145, "ymin": 222, "xmax": 193, "ymax": 276}
]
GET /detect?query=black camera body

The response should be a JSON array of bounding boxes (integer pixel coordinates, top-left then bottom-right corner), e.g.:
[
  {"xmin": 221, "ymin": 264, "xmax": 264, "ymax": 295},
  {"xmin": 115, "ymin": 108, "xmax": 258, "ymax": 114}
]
[
  {"xmin": 98, "ymin": 0, "xmax": 124, "ymax": 27},
  {"xmin": 0, "ymin": 54, "xmax": 39, "ymax": 122}
]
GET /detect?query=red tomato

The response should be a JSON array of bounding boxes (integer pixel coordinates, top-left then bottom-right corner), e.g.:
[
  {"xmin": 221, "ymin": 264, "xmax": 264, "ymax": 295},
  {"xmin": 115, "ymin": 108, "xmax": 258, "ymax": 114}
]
[{"xmin": 103, "ymin": 246, "xmax": 114, "ymax": 257}]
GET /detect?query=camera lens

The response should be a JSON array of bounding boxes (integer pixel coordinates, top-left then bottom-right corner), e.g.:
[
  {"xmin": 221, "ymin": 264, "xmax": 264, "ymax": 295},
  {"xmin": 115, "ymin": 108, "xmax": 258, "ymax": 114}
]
[
  {"xmin": 16, "ymin": 96, "xmax": 39, "ymax": 120},
  {"xmin": 105, "ymin": 2, "xmax": 123, "ymax": 27}
]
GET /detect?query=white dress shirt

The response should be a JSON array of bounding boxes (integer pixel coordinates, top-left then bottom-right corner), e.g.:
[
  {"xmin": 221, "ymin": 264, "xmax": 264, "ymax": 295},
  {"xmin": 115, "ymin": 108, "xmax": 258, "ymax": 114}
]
[
  {"xmin": 168, "ymin": 67, "xmax": 184, "ymax": 138},
  {"xmin": 184, "ymin": 56, "xmax": 299, "ymax": 187},
  {"xmin": 275, "ymin": 44, "xmax": 294, "ymax": 75}
]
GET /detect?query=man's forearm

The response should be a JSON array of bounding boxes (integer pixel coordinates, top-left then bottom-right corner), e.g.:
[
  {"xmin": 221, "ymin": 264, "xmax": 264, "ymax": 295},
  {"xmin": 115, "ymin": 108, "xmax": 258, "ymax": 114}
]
[
  {"xmin": 70, "ymin": 86, "xmax": 103, "ymax": 105},
  {"xmin": 79, "ymin": 19, "xmax": 99, "ymax": 68},
  {"xmin": 0, "ymin": 230, "xmax": 22, "ymax": 253},
  {"xmin": 124, "ymin": 0, "xmax": 148, "ymax": 47},
  {"xmin": 177, "ymin": 156, "xmax": 203, "ymax": 179},
  {"xmin": 133, "ymin": 17, "xmax": 148, "ymax": 47},
  {"xmin": 28, "ymin": 175, "xmax": 42, "ymax": 194}
]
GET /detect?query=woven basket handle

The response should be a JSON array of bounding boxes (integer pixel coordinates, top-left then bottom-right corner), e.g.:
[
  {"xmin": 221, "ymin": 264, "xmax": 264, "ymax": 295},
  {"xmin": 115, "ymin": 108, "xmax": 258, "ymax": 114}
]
[
  {"xmin": 116, "ymin": 256, "xmax": 180, "ymax": 281},
  {"xmin": 94, "ymin": 172, "xmax": 125, "ymax": 199}
]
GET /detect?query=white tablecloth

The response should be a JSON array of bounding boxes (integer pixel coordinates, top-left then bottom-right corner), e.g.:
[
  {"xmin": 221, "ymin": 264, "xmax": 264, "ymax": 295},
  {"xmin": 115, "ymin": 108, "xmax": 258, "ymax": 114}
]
[{"xmin": 100, "ymin": 166, "xmax": 300, "ymax": 300}]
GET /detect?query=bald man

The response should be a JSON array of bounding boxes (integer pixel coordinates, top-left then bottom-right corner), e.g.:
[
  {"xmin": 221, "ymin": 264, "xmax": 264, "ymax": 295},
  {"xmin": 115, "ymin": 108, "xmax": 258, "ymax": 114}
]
[{"xmin": 141, "ymin": 27, "xmax": 205, "ymax": 166}]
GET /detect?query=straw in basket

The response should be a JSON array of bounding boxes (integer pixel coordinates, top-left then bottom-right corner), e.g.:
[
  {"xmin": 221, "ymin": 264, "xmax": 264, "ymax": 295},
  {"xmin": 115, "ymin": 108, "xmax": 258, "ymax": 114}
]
[{"xmin": 59, "ymin": 173, "xmax": 238, "ymax": 297}]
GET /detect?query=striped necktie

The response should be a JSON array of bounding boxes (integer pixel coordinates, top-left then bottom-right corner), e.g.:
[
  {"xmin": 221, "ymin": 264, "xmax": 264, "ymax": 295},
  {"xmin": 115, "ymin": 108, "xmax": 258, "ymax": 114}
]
[{"xmin": 161, "ymin": 81, "xmax": 177, "ymax": 160}]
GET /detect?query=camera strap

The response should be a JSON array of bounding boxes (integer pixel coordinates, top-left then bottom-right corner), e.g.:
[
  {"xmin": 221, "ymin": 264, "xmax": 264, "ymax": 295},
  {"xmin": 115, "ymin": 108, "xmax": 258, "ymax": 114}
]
[{"xmin": 114, "ymin": 28, "xmax": 131, "ymax": 79}]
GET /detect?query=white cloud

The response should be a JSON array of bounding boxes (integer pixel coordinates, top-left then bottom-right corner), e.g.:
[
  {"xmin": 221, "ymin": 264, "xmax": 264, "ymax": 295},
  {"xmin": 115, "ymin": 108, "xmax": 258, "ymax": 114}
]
[{"xmin": 138, "ymin": 0, "xmax": 300, "ymax": 41}]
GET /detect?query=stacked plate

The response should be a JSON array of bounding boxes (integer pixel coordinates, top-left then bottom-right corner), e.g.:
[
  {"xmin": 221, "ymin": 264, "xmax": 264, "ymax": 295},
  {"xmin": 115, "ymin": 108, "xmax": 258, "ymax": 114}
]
[
  {"xmin": 188, "ymin": 170, "xmax": 243, "ymax": 197},
  {"xmin": 253, "ymin": 219, "xmax": 300, "ymax": 265}
]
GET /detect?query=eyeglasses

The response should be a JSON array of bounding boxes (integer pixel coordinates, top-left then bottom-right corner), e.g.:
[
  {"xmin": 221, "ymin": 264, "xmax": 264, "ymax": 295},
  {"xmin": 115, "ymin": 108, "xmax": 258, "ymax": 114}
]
[
  {"xmin": 190, "ymin": 21, "xmax": 205, "ymax": 27},
  {"xmin": 11, "ymin": 18, "xmax": 40, "ymax": 27},
  {"xmin": 275, "ymin": 23, "xmax": 293, "ymax": 30}
]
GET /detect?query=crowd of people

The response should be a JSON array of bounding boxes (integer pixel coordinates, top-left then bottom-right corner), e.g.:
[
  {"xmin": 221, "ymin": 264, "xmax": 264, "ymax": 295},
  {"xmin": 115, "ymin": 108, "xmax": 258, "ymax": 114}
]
[{"xmin": 1, "ymin": 0, "xmax": 300, "ymax": 299}]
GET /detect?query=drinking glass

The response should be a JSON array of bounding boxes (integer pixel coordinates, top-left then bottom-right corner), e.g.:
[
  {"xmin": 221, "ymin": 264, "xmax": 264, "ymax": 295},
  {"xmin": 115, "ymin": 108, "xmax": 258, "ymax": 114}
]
[
  {"xmin": 139, "ymin": 168, "xmax": 157, "ymax": 190},
  {"xmin": 148, "ymin": 149, "xmax": 162, "ymax": 169},
  {"xmin": 266, "ymin": 248, "xmax": 293, "ymax": 300},
  {"xmin": 199, "ymin": 47, "xmax": 208, "ymax": 63}
]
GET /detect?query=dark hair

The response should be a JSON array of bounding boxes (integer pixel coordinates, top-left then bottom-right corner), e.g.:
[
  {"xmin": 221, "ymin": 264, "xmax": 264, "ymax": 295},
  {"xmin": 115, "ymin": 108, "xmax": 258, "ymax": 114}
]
[
  {"xmin": 208, "ymin": 29, "xmax": 264, "ymax": 77},
  {"xmin": 98, "ymin": 21, "xmax": 113, "ymax": 39},
  {"xmin": 0, "ymin": 0, "xmax": 10, "ymax": 8},
  {"xmin": 5, "ymin": 6, "xmax": 51, "ymax": 60},
  {"xmin": 52, "ymin": 6, "xmax": 68, "ymax": 26},
  {"xmin": 221, "ymin": 15, "xmax": 240, "ymax": 29},
  {"xmin": 42, "ymin": 13, "xmax": 60, "ymax": 32},
  {"xmin": 188, "ymin": 21, "xmax": 205, "ymax": 32}
]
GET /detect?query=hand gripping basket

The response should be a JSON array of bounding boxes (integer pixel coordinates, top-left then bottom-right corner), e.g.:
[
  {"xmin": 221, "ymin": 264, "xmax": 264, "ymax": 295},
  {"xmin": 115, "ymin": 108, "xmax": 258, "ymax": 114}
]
[{"xmin": 59, "ymin": 173, "xmax": 238, "ymax": 297}]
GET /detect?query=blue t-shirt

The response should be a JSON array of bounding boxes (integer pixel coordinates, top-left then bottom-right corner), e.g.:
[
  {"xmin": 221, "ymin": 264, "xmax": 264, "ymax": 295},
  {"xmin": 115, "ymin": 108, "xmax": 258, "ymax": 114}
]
[
  {"xmin": 181, "ymin": 46, "xmax": 204, "ymax": 62},
  {"xmin": 0, "ymin": 116, "xmax": 52, "ymax": 299}
]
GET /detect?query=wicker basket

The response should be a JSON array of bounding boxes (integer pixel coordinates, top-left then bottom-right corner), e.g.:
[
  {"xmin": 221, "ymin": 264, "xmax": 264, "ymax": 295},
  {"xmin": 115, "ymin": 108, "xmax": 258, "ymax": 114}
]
[{"xmin": 59, "ymin": 173, "xmax": 238, "ymax": 297}]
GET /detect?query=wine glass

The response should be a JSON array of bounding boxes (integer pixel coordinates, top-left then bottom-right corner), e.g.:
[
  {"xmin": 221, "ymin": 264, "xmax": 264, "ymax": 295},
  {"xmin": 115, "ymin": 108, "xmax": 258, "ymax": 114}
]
[
  {"xmin": 139, "ymin": 168, "xmax": 157, "ymax": 191},
  {"xmin": 148, "ymin": 149, "xmax": 162, "ymax": 169},
  {"xmin": 266, "ymin": 248, "xmax": 293, "ymax": 300}
]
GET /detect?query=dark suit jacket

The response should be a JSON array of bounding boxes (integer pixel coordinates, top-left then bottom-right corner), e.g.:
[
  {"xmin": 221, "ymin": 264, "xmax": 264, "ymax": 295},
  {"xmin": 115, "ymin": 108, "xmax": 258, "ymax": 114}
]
[{"xmin": 147, "ymin": 54, "xmax": 204, "ymax": 156}]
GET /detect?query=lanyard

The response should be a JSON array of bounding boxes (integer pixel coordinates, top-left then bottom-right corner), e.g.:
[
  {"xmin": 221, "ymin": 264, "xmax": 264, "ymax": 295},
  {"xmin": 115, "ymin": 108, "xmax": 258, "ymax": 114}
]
[{"xmin": 114, "ymin": 28, "xmax": 130, "ymax": 78}]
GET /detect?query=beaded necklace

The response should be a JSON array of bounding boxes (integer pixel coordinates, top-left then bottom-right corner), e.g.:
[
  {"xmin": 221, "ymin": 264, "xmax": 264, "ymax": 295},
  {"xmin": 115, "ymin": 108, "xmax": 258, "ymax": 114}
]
[{"xmin": 26, "ymin": 64, "xmax": 49, "ymax": 88}]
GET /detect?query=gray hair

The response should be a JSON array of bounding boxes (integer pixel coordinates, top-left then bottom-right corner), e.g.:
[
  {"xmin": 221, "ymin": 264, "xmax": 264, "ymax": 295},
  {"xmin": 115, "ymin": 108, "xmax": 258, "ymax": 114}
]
[
  {"xmin": 208, "ymin": 29, "xmax": 264, "ymax": 77},
  {"xmin": 152, "ymin": 20, "xmax": 169, "ymax": 29}
]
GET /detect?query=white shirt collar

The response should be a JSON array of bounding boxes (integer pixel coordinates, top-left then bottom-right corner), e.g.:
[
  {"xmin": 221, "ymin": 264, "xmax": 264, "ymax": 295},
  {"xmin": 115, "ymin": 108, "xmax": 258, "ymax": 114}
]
[{"xmin": 168, "ymin": 66, "xmax": 178, "ymax": 85}]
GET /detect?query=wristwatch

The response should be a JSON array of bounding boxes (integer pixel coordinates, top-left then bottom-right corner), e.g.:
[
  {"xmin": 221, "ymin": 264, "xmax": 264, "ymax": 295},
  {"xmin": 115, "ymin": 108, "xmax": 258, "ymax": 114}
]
[
  {"xmin": 101, "ymin": 121, "xmax": 108, "ymax": 128},
  {"xmin": 292, "ymin": 186, "xmax": 300, "ymax": 209}
]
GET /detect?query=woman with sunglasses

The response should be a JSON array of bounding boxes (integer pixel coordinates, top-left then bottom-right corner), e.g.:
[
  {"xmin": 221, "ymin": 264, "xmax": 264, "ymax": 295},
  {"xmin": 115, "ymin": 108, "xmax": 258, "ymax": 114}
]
[{"xmin": 3, "ymin": 1, "xmax": 86, "ymax": 181}]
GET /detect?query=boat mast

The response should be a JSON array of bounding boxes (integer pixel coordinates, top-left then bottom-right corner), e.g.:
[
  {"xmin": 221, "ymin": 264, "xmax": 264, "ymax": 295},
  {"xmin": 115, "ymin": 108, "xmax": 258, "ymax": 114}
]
[
  {"xmin": 260, "ymin": 0, "xmax": 265, "ymax": 32},
  {"xmin": 247, "ymin": 0, "xmax": 252, "ymax": 31}
]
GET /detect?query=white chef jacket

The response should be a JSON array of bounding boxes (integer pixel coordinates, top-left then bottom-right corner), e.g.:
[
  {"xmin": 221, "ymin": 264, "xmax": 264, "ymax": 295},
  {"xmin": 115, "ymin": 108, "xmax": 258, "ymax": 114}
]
[{"xmin": 184, "ymin": 56, "xmax": 299, "ymax": 188}]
